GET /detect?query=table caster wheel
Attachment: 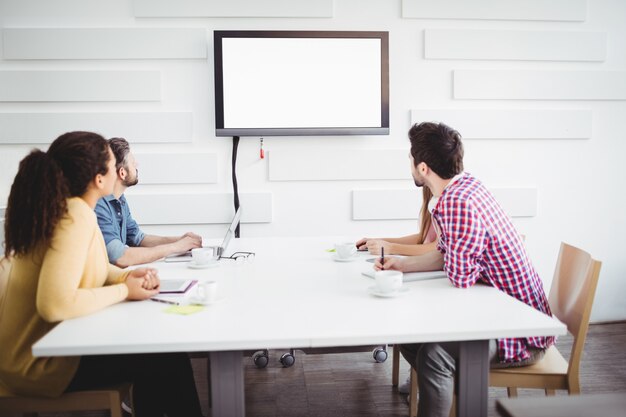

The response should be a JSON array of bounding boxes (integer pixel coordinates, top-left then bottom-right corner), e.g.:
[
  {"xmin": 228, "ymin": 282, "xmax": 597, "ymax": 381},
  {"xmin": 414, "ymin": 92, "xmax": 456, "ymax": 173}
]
[
  {"xmin": 253, "ymin": 350, "xmax": 269, "ymax": 368},
  {"xmin": 373, "ymin": 347, "xmax": 388, "ymax": 363},
  {"xmin": 279, "ymin": 352, "xmax": 295, "ymax": 367}
]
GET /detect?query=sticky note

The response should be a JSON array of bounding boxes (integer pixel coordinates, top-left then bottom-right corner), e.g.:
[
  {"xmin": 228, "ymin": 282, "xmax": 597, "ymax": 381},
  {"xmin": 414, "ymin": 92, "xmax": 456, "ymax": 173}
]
[{"xmin": 164, "ymin": 305, "xmax": 204, "ymax": 315}]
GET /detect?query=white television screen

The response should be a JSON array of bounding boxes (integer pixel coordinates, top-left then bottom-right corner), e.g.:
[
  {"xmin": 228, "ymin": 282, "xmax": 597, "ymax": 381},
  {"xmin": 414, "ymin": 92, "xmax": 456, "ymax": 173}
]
[{"xmin": 214, "ymin": 31, "xmax": 389, "ymax": 136}]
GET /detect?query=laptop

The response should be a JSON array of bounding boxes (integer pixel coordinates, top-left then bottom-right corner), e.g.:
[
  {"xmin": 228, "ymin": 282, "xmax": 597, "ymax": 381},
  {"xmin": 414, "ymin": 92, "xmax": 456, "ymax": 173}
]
[
  {"xmin": 164, "ymin": 206, "xmax": 242, "ymax": 262},
  {"xmin": 216, "ymin": 206, "xmax": 242, "ymax": 259}
]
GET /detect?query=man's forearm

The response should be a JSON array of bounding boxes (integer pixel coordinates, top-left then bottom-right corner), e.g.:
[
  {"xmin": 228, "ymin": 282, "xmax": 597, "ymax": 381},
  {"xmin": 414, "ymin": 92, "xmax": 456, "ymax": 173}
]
[
  {"xmin": 402, "ymin": 250, "xmax": 444, "ymax": 272},
  {"xmin": 113, "ymin": 245, "xmax": 176, "ymax": 268},
  {"xmin": 140, "ymin": 234, "xmax": 179, "ymax": 247}
]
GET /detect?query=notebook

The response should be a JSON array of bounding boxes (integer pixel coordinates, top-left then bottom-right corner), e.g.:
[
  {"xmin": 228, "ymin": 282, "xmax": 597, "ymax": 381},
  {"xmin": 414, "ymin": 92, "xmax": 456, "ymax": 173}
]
[
  {"xmin": 164, "ymin": 206, "xmax": 242, "ymax": 262},
  {"xmin": 158, "ymin": 279, "xmax": 197, "ymax": 294},
  {"xmin": 362, "ymin": 269, "xmax": 447, "ymax": 282}
]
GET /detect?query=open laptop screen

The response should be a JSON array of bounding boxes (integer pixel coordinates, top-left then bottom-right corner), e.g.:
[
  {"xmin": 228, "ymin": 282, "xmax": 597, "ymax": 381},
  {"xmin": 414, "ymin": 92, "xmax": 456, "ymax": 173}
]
[
  {"xmin": 218, "ymin": 206, "xmax": 242, "ymax": 257},
  {"xmin": 165, "ymin": 206, "xmax": 242, "ymax": 262}
]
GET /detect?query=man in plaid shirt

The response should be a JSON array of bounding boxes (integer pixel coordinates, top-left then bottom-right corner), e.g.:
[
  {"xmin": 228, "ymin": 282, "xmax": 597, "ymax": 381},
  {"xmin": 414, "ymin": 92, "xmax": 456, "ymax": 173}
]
[{"xmin": 375, "ymin": 122, "xmax": 554, "ymax": 417}]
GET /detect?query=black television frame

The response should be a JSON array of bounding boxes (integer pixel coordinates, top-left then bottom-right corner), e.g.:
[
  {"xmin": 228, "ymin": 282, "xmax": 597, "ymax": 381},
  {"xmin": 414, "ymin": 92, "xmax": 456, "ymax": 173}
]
[{"xmin": 213, "ymin": 30, "xmax": 390, "ymax": 137}]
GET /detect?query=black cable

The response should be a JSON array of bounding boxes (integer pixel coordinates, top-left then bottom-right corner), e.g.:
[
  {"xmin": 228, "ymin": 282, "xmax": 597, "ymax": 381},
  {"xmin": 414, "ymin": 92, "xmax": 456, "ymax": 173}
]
[{"xmin": 231, "ymin": 136, "xmax": 240, "ymax": 238}]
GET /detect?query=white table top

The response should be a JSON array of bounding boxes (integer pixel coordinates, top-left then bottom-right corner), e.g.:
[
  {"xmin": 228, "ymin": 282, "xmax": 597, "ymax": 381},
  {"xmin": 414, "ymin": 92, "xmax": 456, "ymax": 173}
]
[{"xmin": 33, "ymin": 236, "xmax": 566, "ymax": 357}]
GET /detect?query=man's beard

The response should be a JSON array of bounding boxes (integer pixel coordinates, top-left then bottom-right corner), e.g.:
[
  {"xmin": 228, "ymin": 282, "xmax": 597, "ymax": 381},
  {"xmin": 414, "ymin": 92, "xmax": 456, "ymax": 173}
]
[
  {"xmin": 413, "ymin": 172, "xmax": 425, "ymax": 188},
  {"xmin": 122, "ymin": 169, "xmax": 139, "ymax": 187}
]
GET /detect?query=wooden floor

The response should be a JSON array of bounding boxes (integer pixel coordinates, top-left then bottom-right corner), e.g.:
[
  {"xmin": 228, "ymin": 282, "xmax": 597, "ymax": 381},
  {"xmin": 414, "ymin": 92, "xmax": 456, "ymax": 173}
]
[
  {"xmin": 235, "ymin": 321, "xmax": 626, "ymax": 417},
  {"xmin": 17, "ymin": 322, "xmax": 626, "ymax": 417}
]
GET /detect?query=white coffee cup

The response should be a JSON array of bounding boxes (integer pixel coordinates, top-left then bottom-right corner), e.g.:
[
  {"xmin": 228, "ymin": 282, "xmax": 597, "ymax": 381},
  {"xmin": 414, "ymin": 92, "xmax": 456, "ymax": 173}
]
[
  {"xmin": 334, "ymin": 242, "xmax": 357, "ymax": 259},
  {"xmin": 194, "ymin": 280, "xmax": 218, "ymax": 304},
  {"xmin": 191, "ymin": 247, "xmax": 218, "ymax": 266},
  {"xmin": 375, "ymin": 270, "xmax": 403, "ymax": 294}
]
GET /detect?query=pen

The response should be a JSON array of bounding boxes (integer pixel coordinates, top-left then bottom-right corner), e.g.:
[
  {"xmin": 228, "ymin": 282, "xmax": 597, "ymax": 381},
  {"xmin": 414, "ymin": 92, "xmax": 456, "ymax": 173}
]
[
  {"xmin": 150, "ymin": 298, "xmax": 181, "ymax": 306},
  {"xmin": 380, "ymin": 247, "xmax": 385, "ymax": 269}
]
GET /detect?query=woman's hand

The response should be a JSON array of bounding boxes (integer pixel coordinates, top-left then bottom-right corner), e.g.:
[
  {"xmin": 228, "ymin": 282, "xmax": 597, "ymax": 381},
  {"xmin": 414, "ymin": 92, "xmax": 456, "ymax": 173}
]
[
  {"xmin": 355, "ymin": 237, "xmax": 369, "ymax": 250},
  {"xmin": 366, "ymin": 239, "xmax": 390, "ymax": 255},
  {"xmin": 125, "ymin": 268, "xmax": 160, "ymax": 300},
  {"xmin": 129, "ymin": 268, "xmax": 160, "ymax": 290}
]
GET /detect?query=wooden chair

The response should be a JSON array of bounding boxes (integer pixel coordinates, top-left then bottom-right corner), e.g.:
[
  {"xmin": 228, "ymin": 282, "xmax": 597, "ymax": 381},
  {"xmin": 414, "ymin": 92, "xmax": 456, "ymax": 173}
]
[
  {"xmin": 0, "ymin": 257, "xmax": 132, "ymax": 417},
  {"xmin": 391, "ymin": 347, "xmax": 419, "ymax": 417},
  {"xmin": 0, "ymin": 384, "xmax": 132, "ymax": 417},
  {"xmin": 403, "ymin": 241, "xmax": 601, "ymax": 416},
  {"xmin": 489, "ymin": 242, "xmax": 602, "ymax": 397}
]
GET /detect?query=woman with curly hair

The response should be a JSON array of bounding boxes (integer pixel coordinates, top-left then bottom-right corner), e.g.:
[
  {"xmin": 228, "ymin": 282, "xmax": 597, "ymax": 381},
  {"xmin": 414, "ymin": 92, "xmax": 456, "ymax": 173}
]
[{"xmin": 0, "ymin": 131, "xmax": 202, "ymax": 417}]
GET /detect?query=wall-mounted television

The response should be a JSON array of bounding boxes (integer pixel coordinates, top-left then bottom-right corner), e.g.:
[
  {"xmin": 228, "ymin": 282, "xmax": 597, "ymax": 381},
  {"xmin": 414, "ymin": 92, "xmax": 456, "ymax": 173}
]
[{"xmin": 214, "ymin": 30, "xmax": 389, "ymax": 137}]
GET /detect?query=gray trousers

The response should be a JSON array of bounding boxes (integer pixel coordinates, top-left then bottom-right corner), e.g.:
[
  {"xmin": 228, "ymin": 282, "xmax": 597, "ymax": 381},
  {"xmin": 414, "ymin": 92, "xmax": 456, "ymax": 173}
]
[{"xmin": 399, "ymin": 341, "xmax": 545, "ymax": 417}]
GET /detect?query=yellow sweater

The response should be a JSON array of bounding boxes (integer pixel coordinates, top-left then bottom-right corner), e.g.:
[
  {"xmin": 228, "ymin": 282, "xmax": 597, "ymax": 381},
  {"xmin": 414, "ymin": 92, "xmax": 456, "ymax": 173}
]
[{"xmin": 0, "ymin": 197, "xmax": 130, "ymax": 397}]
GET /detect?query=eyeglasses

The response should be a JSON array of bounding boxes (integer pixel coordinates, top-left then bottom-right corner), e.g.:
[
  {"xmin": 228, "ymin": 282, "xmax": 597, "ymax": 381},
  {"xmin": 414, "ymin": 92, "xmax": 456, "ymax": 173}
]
[{"xmin": 222, "ymin": 251, "xmax": 255, "ymax": 264}]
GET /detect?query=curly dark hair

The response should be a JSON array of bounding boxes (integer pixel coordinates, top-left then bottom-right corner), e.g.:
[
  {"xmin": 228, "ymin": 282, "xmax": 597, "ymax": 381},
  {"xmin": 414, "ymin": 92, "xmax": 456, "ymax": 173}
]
[
  {"xmin": 408, "ymin": 122, "xmax": 464, "ymax": 179},
  {"xmin": 4, "ymin": 131, "xmax": 111, "ymax": 258}
]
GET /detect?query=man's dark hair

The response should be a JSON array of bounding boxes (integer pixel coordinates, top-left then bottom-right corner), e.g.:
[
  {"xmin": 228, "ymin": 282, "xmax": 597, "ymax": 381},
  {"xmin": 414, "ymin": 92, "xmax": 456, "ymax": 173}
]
[
  {"xmin": 408, "ymin": 122, "xmax": 464, "ymax": 179},
  {"xmin": 109, "ymin": 137, "xmax": 131, "ymax": 171}
]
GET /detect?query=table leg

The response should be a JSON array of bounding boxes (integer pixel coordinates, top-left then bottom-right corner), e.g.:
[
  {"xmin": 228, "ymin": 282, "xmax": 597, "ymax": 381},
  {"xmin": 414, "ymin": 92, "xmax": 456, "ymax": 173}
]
[
  {"xmin": 209, "ymin": 350, "xmax": 245, "ymax": 417},
  {"xmin": 456, "ymin": 340, "xmax": 489, "ymax": 417}
]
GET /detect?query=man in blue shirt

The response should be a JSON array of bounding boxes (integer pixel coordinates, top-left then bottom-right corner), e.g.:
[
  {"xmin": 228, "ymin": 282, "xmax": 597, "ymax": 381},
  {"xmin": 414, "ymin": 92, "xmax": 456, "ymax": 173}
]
[{"xmin": 95, "ymin": 138, "xmax": 202, "ymax": 267}]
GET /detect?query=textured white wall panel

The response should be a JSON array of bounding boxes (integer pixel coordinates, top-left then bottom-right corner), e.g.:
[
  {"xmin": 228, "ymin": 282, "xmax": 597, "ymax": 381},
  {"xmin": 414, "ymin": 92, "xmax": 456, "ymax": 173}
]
[
  {"xmin": 425, "ymin": 29, "xmax": 606, "ymax": 62},
  {"xmin": 353, "ymin": 189, "xmax": 421, "ymax": 220},
  {"xmin": 0, "ymin": 112, "xmax": 192, "ymax": 144},
  {"xmin": 125, "ymin": 192, "xmax": 272, "ymax": 225},
  {"xmin": 454, "ymin": 70, "xmax": 626, "ymax": 100},
  {"xmin": 132, "ymin": 0, "xmax": 333, "ymax": 17},
  {"xmin": 269, "ymin": 149, "xmax": 410, "ymax": 181},
  {"xmin": 402, "ymin": 0, "xmax": 587, "ymax": 21},
  {"xmin": 490, "ymin": 188, "xmax": 537, "ymax": 217},
  {"xmin": 2, "ymin": 28, "xmax": 207, "ymax": 60},
  {"xmin": 353, "ymin": 187, "xmax": 537, "ymax": 220},
  {"xmin": 0, "ymin": 71, "xmax": 160, "ymax": 102},
  {"xmin": 136, "ymin": 152, "xmax": 217, "ymax": 184},
  {"xmin": 410, "ymin": 109, "xmax": 592, "ymax": 139}
]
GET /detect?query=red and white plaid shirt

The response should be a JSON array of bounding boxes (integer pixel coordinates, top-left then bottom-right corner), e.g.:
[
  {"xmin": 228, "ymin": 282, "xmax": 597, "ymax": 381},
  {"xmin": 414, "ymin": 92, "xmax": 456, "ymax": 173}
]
[{"xmin": 432, "ymin": 172, "xmax": 554, "ymax": 364}]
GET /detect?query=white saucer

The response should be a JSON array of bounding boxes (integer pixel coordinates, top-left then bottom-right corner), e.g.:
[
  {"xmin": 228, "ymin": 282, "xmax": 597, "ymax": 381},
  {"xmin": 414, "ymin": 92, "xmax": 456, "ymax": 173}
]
[
  {"xmin": 187, "ymin": 261, "xmax": 219, "ymax": 270},
  {"xmin": 367, "ymin": 286, "xmax": 409, "ymax": 298},
  {"xmin": 188, "ymin": 296, "xmax": 222, "ymax": 306},
  {"xmin": 333, "ymin": 255, "xmax": 358, "ymax": 262}
]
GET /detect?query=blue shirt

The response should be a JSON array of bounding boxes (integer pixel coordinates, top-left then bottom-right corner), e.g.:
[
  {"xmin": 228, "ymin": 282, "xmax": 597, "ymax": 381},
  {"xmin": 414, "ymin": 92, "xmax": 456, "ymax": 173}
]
[{"xmin": 95, "ymin": 194, "xmax": 145, "ymax": 263}]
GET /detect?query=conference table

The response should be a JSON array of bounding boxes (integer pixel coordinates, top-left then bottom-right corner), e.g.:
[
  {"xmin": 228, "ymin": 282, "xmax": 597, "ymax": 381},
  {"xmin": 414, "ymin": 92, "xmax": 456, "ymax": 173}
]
[{"xmin": 33, "ymin": 236, "xmax": 566, "ymax": 417}]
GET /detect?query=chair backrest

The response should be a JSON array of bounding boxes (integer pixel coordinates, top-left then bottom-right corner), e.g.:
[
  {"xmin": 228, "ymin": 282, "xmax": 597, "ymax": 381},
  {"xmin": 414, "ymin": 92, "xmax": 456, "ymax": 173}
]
[
  {"xmin": 0, "ymin": 207, "xmax": 5, "ymax": 250},
  {"xmin": 0, "ymin": 257, "xmax": 11, "ymax": 306},
  {"xmin": 548, "ymin": 242, "xmax": 602, "ymax": 377}
]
